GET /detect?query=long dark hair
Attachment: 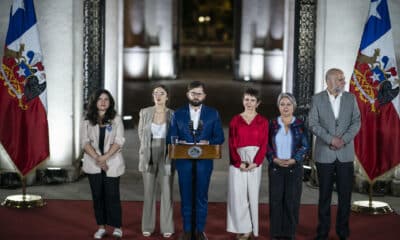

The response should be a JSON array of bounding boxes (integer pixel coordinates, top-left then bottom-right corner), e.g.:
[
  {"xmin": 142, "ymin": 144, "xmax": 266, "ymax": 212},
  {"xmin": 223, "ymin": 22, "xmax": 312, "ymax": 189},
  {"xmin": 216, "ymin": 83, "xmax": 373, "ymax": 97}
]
[{"xmin": 85, "ymin": 89, "xmax": 116, "ymax": 125}]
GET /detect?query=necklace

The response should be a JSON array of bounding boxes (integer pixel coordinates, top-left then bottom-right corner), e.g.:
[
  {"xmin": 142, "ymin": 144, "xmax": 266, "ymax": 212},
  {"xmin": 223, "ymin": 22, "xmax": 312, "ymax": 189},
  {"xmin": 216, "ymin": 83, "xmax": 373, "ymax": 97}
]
[{"xmin": 155, "ymin": 108, "xmax": 166, "ymax": 114}]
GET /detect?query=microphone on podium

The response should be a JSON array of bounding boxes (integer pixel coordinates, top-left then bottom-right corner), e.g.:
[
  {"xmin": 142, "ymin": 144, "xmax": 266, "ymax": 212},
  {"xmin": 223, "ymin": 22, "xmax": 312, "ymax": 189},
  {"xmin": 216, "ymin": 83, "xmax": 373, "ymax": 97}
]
[{"xmin": 198, "ymin": 120, "xmax": 203, "ymax": 133}]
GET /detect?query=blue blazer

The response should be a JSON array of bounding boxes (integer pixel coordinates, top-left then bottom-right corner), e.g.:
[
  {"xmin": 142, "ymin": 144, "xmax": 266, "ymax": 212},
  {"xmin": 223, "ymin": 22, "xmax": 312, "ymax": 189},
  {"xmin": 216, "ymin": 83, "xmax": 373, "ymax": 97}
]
[{"xmin": 167, "ymin": 104, "xmax": 224, "ymax": 146}]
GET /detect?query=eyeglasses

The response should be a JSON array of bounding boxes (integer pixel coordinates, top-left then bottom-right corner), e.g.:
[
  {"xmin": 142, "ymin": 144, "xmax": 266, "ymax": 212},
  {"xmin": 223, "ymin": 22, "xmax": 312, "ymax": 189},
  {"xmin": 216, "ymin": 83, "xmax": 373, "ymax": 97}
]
[{"xmin": 189, "ymin": 91, "xmax": 204, "ymax": 97}]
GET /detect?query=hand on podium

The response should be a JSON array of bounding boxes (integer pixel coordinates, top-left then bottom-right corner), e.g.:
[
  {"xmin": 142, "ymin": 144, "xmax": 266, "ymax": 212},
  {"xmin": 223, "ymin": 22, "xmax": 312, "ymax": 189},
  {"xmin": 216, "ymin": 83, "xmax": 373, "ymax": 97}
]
[{"xmin": 197, "ymin": 140, "xmax": 209, "ymax": 145}]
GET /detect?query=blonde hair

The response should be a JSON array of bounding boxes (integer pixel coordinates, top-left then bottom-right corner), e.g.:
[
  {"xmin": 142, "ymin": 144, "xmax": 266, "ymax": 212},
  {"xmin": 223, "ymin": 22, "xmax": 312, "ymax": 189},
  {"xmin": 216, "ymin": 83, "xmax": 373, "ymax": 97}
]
[{"xmin": 277, "ymin": 92, "xmax": 297, "ymax": 110}]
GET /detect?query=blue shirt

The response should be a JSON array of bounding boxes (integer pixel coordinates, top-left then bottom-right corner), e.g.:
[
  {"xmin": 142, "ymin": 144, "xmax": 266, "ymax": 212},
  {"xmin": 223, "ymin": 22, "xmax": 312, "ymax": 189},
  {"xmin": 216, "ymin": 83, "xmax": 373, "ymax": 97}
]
[{"xmin": 275, "ymin": 117, "xmax": 295, "ymax": 160}]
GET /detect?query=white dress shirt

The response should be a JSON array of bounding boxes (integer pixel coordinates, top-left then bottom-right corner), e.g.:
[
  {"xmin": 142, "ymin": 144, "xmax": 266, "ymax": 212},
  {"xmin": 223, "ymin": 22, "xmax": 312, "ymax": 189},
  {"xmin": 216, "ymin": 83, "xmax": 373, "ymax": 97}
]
[
  {"xmin": 327, "ymin": 90, "xmax": 342, "ymax": 119},
  {"xmin": 189, "ymin": 105, "xmax": 202, "ymax": 130}
]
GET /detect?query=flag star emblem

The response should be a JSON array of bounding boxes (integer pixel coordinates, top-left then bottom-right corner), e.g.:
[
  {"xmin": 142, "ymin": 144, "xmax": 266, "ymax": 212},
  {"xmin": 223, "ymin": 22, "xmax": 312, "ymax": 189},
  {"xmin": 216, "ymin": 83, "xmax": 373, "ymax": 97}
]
[
  {"xmin": 372, "ymin": 72, "xmax": 381, "ymax": 82},
  {"xmin": 370, "ymin": 0, "xmax": 382, "ymax": 20},
  {"xmin": 17, "ymin": 67, "xmax": 25, "ymax": 77}
]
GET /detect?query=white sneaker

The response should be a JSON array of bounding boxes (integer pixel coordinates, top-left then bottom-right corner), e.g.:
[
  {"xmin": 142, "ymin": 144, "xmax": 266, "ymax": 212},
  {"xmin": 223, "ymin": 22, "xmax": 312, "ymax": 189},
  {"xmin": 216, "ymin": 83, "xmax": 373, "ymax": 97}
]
[
  {"xmin": 112, "ymin": 228, "xmax": 123, "ymax": 238},
  {"xmin": 93, "ymin": 228, "xmax": 106, "ymax": 239},
  {"xmin": 143, "ymin": 232, "xmax": 151, "ymax": 237},
  {"xmin": 163, "ymin": 232, "xmax": 173, "ymax": 238}
]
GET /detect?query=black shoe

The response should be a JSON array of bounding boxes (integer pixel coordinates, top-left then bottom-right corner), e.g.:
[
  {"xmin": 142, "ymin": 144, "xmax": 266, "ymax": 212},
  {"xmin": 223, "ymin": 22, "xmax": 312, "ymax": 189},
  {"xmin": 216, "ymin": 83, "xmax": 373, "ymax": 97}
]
[
  {"xmin": 196, "ymin": 232, "xmax": 208, "ymax": 240},
  {"xmin": 178, "ymin": 232, "xmax": 191, "ymax": 240},
  {"xmin": 314, "ymin": 237, "xmax": 327, "ymax": 240},
  {"xmin": 338, "ymin": 236, "xmax": 348, "ymax": 240}
]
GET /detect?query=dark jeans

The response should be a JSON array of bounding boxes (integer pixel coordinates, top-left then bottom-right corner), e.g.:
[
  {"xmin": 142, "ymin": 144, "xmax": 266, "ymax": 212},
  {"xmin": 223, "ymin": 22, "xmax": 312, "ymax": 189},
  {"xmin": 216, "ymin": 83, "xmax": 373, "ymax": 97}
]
[
  {"xmin": 269, "ymin": 163, "xmax": 303, "ymax": 239},
  {"xmin": 88, "ymin": 171, "xmax": 122, "ymax": 228},
  {"xmin": 316, "ymin": 160, "xmax": 354, "ymax": 239}
]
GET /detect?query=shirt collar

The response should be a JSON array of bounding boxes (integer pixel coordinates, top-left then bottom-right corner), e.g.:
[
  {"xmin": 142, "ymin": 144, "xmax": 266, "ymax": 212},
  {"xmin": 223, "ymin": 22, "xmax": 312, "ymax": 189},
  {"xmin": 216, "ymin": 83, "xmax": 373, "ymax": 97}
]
[
  {"xmin": 326, "ymin": 89, "xmax": 342, "ymax": 99},
  {"xmin": 189, "ymin": 104, "xmax": 202, "ymax": 113}
]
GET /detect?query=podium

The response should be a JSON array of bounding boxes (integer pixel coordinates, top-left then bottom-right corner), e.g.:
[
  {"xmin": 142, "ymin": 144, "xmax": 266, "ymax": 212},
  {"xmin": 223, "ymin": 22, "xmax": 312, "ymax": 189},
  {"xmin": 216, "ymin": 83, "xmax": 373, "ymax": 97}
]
[
  {"xmin": 168, "ymin": 144, "xmax": 222, "ymax": 160},
  {"xmin": 168, "ymin": 144, "xmax": 221, "ymax": 240}
]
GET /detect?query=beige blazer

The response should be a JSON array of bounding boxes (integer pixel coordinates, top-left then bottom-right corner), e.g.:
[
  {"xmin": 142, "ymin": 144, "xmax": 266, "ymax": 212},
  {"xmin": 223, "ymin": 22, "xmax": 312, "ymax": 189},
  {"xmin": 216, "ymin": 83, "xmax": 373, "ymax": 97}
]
[
  {"xmin": 81, "ymin": 115, "xmax": 126, "ymax": 177},
  {"xmin": 138, "ymin": 106, "xmax": 173, "ymax": 174}
]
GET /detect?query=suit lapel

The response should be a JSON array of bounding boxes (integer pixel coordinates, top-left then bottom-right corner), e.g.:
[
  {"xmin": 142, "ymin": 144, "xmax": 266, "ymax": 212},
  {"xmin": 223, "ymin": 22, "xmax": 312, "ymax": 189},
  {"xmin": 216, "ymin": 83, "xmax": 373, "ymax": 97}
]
[
  {"xmin": 323, "ymin": 91, "xmax": 336, "ymax": 120},
  {"xmin": 338, "ymin": 93, "xmax": 346, "ymax": 120},
  {"xmin": 148, "ymin": 106, "xmax": 156, "ymax": 123},
  {"xmin": 94, "ymin": 124, "xmax": 99, "ymax": 150}
]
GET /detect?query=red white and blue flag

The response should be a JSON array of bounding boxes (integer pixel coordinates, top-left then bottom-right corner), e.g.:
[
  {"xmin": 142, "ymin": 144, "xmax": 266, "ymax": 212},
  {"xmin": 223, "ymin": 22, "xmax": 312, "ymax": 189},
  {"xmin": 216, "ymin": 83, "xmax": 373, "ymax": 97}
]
[
  {"xmin": 350, "ymin": 0, "xmax": 400, "ymax": 181},
  {"xmin": 0, "ymin": 0, "xmax": 49, "ymax": 176}
]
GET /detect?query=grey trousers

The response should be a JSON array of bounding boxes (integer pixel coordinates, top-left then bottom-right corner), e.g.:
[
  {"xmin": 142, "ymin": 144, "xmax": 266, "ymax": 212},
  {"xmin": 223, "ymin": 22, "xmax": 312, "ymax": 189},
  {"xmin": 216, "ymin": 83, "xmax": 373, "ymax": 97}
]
[{"xmin": 141, "ymin": 139, "xmax": 174, "ymax": 234}]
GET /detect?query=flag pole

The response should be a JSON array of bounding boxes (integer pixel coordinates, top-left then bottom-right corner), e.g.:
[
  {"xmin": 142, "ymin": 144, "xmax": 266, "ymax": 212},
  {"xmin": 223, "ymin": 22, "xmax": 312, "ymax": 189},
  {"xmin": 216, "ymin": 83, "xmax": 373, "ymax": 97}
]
[
  {"xmin": 351, "ymin": 180, "xmax": 393, "ymax": 215},
  {"xmin": 1, "ymin": 174, "xmax": 46, "ymax": 209},
  {"xmin": 22, "ymin": 176, "xmax": 26, "ymax": 197},
  {"xmin": 368, "ymin": 181, "xmax": 373, "ymax": 207}
]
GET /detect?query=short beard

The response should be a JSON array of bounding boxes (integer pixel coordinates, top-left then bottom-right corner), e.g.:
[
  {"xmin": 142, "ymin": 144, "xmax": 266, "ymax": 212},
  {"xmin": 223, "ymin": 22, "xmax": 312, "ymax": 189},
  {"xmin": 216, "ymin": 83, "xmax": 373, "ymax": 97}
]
[
  {"xmin": 189, "ymin": 99, "xmax": 202, "ymax": 107},
  {"xmin": 334, "ymin": 86, "xmax": 344, "ymax": 94}
]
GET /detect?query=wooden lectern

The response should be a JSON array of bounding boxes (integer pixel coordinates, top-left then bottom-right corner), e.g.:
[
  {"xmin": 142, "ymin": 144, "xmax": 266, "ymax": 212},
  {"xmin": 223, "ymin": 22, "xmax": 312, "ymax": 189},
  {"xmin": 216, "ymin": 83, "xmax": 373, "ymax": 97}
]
[
  {"xmin": 168, "ymin": 144, "xmax": 222, "ymax": 159},
  {"xmin": 168, "ymin": 143, "xmax": 221, "ymax": 240}
]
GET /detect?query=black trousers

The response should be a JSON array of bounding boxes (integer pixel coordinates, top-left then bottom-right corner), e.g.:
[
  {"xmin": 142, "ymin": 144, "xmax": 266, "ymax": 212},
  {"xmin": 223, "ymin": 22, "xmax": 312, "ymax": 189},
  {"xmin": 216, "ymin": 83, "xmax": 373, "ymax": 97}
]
[
  {"xmin": 316, "ymin": 160, "xmax": 354, "ymax": 239},
  {"xmin": 269, "ymin": 163, "xmax": 303, "ymax": 239},
  {"xmin": 88, "ymin": 171, "xmax": 122, "ymax": 228}
]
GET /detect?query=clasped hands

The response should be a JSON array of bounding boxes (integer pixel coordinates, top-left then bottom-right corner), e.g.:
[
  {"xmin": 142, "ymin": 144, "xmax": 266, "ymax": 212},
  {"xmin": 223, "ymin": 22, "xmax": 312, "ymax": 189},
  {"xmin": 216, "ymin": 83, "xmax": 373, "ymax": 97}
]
[
  {"xmin": 95, "ymin": 155, "xmax": 109, "ymax": 171},
  {"xmin": 273, "ymin": 158, "xmax": 296, "ymax": 167},
  {"xmin": 330, "ymin": 136, "xmax": 345, "ymax": 150},
  {"xmin": 240, "ymin": 162, "xmax": 257, "ymax": 171}
]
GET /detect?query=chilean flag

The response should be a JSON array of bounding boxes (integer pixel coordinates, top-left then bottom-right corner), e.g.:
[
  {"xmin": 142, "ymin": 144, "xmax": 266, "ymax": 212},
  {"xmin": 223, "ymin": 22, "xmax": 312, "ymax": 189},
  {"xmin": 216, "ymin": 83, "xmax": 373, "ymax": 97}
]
[
  {"xmin": 0, "ymin": 0, "xmax": 49, "ymax": 176},
  {"xmin": 350, "ymin": 0, "xmax": 400, "ymax": 181}
]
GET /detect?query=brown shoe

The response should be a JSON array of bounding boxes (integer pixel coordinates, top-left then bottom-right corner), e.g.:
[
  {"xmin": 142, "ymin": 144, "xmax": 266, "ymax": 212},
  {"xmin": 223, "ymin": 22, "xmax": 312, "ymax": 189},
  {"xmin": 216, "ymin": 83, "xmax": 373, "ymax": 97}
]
[{"xmin": 178, "ymin": 232, "xmax": 192, "ymax": 240}]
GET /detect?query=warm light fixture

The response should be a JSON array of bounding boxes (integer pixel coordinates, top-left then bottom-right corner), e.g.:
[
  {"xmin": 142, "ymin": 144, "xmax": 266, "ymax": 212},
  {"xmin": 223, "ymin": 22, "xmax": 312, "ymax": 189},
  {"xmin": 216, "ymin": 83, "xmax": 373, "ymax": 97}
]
[{"xmin": 198, "ymin": 16, "xmax": 211, "ymax": 23}]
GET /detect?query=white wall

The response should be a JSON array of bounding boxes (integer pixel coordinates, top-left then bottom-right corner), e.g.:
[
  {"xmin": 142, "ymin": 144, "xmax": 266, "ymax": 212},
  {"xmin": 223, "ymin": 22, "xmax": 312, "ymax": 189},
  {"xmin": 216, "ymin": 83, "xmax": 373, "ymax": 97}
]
[
  {"xmin": 315, "ymin": 0, "xmax": 400, "ymax": 93},
  {"xmin": 104, "ymin": 0, "xmax": 124, "ymax": 115},
  {"xmin": 0, "ymin": 0, "xmax": 83, "ymax": 173}
]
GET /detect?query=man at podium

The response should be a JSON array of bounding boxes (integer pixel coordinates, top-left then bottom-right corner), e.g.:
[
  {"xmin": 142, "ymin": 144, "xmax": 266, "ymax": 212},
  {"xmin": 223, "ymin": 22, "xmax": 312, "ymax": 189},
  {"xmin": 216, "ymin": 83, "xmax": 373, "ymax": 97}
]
[{"xmin": 167, "ymin": 81, "xmax": 225, "ymax": 240}]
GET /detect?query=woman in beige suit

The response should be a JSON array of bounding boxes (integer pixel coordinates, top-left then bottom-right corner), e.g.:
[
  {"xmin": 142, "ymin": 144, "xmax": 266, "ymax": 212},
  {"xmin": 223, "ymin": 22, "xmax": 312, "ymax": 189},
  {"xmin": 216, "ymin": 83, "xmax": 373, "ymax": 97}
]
[
  {"xmin": 81, "ymin": 89, "xmax": 125, "ymax": 239},
  {"xmin": 139, "ymin": 84, "xmax": 174, "ymax": 238}
]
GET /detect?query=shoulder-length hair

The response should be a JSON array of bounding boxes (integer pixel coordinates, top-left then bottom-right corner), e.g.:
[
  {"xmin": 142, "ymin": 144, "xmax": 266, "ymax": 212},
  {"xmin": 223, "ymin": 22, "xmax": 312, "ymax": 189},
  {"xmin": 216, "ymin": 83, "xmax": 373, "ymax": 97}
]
[
  {"xmin": 277, "ymin": 92, "xmax": 297, "ymax": 111},
  {"xmin": 85, "ymin": 89, "xmax": 116, "ymax": 125}
]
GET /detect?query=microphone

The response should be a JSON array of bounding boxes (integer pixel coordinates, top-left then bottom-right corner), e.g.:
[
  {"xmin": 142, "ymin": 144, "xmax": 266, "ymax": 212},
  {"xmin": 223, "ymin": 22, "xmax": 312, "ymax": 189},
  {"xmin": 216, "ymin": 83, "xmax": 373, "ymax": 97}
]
[
  {"xmin": 189, "ymin": 120, "xmax": 194, "ymax": 132},
  {"xmin": 198, "ymin": 120, "xmax": 203, "ymax": 133}
]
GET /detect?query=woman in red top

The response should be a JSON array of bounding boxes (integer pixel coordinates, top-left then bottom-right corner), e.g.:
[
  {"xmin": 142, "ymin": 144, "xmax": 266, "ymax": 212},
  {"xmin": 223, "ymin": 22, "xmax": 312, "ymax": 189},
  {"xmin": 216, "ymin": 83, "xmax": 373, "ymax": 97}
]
[{"xmin": 226, "ymin": 88, "xmax": 269, "ymax": 240}]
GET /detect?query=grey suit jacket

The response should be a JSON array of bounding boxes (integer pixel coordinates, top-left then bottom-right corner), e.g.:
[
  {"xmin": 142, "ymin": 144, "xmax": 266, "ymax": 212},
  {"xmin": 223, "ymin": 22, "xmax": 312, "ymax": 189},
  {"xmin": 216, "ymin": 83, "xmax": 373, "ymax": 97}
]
[
  {"xmin": 138, "ymin": 106, "xmax": 174, "ymax": 174},
  {"xmin": 308, "ymin": 91, "xmax": 361, "ymax": 163}
]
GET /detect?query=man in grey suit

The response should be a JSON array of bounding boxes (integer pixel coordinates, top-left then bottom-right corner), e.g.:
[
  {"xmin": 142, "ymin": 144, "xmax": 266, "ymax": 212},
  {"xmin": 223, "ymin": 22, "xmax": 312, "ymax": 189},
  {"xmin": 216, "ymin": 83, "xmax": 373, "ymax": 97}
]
[{"xmin": 308, "ymin": 68, "xmax": 361, "ymax": 240}]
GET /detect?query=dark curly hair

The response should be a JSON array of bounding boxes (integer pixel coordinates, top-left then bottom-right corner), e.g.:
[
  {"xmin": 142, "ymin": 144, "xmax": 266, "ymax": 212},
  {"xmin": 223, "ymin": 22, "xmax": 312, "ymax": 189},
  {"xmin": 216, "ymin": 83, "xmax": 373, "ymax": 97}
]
[{"xmin": 85, "ymin": 89, "xmax": 116, "ymax": 126}]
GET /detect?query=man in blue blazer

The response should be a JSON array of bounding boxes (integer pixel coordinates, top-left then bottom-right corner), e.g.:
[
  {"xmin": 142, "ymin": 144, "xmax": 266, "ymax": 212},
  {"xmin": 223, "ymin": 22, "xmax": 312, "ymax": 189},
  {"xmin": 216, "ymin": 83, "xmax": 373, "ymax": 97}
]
[
  {"xmin": 167, "ymin": 81, "xmax": 224, "ymax": 240},
  {"xmin": 309, "ymin": 68, "xmax": 361, "ymax": 240}
]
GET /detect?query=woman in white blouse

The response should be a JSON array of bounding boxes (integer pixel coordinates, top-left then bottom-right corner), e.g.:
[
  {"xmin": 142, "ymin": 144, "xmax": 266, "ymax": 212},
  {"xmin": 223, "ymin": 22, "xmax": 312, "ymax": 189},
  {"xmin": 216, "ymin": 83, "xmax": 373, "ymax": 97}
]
[{"xmin": 138, "ymin": 85, "xmax": 174, "ymax": 238}]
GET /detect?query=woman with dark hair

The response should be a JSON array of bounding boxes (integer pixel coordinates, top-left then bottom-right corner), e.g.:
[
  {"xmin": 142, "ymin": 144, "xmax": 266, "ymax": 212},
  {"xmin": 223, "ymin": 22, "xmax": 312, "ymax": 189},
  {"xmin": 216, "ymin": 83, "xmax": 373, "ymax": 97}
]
[
  {"xmin": 81, "ymin": 89, "xmax": 125, "ymax": 239},
  {"xmin": 227, "ymin": 88, "xmax": 269, "ymax": 240},
  {"xmin": 138, "ymin": 85, "xmax": 174, "ymax": 238},
  {"xmin": 267, "ymin": 93, "xmax": 309, "ymax": 240}
]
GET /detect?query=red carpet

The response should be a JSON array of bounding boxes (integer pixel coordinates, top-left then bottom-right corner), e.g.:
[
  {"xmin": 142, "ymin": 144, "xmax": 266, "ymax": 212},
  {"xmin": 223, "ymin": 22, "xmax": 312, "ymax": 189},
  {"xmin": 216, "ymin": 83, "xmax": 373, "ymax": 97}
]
[{"xmin": 0, "ymin": 200, "xmax": 399, "ymax": 239}]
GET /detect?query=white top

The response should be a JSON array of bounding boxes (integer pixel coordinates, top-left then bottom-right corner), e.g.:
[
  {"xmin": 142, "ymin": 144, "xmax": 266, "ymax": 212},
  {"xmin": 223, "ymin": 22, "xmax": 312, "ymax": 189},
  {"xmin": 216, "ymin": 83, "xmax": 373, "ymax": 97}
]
[
  {"xmin": 327, "ymin": 90, "xmax": 342, "ymax": 119},
  {"xmin": 151, "ymin": 123, "xmax": 166, "ymax": 139},
  {"xmin": 189, "ymin": 105, "xmax": 202, "ymax": 130},
  {"xmin": 237, "ymin": 146, "xmax": 260, "ymax": 163}
]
